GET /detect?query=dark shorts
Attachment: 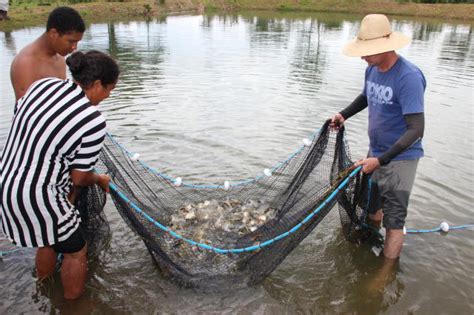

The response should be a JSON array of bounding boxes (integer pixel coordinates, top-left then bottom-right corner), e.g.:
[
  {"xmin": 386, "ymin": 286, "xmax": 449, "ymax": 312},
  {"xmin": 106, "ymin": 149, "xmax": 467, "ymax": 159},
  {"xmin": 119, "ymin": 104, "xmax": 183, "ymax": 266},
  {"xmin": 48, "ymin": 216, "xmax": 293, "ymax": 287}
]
[
  {"xmin": 52, "ymin": 227, "xmax": 86, "ymax": 254},
  {"xmin": 367, "ymin": 159, "xmax": 419, "ymax": 230}
]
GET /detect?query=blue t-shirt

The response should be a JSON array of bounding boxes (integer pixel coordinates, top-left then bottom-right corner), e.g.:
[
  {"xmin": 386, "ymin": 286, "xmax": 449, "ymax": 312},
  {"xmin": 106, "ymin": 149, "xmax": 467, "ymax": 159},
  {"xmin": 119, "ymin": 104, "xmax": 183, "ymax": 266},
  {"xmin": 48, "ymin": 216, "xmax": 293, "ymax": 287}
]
[{"xmin": 363, "ymin": 56, "xmax": 426, "ymax": 161}]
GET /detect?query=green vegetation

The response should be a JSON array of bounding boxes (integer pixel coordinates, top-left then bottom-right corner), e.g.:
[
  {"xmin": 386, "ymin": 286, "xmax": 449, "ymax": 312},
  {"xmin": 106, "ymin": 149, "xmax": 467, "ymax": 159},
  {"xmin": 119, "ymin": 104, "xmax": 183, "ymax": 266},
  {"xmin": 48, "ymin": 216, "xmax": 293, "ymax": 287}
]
[
  {"xmin": 397, "ymin": 0, "xmax": 473, "ymax": 2},
  {"xmin": 1, "ymin": 0, "xmax": 473, "ymax": 31}
]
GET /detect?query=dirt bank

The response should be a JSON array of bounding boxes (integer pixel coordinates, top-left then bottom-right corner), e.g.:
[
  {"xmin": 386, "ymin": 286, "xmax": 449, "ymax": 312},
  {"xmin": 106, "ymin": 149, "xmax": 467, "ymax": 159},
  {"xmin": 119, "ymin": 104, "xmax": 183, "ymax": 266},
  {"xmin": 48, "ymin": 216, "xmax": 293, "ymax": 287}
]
[{"xmin": 0, "ymin": 0, "xmax": 473, "ymax": 32}]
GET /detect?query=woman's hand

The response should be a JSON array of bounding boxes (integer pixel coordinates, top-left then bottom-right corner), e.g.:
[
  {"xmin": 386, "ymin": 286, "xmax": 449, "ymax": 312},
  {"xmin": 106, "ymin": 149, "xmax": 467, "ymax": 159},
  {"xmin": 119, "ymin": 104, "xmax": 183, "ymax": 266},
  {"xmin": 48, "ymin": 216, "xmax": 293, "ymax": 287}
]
[
  {"xmin": 96, "ymin": 174, "xmax": 110, "ymax": 193},
  {"xmin": 71, "ymin": 170, "xmax": 110, "ymax": 193}
]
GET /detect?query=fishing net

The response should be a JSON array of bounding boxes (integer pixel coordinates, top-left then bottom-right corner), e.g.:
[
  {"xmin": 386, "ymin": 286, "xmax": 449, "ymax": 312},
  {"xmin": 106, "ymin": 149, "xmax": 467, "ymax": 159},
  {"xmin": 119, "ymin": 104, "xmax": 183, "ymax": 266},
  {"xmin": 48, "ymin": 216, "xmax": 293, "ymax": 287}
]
[
  {"xmin": 83, "ymin": 120, "xmax": 374, "ymax": 288},
  {"xmin": 74, "ymin": 186, "xmax": 111, "ymax": 258},
  {"xmin": 0, "ymin": 186, "xmax": 110, "ymax": 259}
]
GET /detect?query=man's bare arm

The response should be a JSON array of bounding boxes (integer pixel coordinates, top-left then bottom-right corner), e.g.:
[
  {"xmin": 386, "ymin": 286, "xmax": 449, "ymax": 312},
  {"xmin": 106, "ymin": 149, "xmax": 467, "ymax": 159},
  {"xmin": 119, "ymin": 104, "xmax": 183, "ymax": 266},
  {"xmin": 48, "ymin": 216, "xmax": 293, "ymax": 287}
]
[
  {"xmin": 10, "ymin": 54, "xmax": 67, "ymax": 101},
  {"xmin": 10, "ymin": 57, "xmax": 38, "ymax": 101}
]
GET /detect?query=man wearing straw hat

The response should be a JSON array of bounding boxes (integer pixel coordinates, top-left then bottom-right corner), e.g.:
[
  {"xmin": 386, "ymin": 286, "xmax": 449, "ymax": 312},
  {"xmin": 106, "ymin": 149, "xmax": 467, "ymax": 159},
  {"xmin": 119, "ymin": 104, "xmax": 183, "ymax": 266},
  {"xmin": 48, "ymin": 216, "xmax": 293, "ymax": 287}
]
[{"xmin": 331, "ymin": 14, "xmax": 426, "ymax": 261}]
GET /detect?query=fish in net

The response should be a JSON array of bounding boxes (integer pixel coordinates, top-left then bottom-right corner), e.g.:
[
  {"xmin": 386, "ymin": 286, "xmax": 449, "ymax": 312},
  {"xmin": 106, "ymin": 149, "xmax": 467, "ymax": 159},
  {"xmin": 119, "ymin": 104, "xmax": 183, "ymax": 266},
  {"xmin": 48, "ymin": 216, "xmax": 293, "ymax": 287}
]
[{"xmin": 78, "ymin": 121, "xmax": 379, "ymax": 288}]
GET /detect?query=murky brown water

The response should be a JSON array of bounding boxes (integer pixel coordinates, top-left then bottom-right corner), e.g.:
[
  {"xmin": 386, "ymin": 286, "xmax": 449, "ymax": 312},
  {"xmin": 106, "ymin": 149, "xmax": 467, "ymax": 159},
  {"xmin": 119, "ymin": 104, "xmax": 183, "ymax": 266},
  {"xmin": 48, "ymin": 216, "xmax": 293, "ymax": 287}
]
[{"xmin": 1, "ymin": 12, "xmax": 473, "ymax": 314}]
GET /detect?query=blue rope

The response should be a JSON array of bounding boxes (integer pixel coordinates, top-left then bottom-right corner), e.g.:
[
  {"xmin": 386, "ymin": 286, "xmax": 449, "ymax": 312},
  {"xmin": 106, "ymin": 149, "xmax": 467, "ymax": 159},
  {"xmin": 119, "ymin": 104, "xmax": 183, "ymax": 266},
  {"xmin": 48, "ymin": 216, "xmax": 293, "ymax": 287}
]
[
  {"xmin": 360, "ymin": 176, "xmax": 372, "ymax": 224},
  {"xmin": 109, "ymin": 166, "xmax": 363, "ymax": 254},
  {"xmin": 405, "ymin": 224, "xmax": 474, "ymax": 234},
  {"xmin": 0, "ymin": 234, "xmax": 21, "ymax": 256},
  {"xmin": 1, "ymin": 209, "xmax": 472, "ymax": 258},
  {"xmin": 0, "ymin": 248, "xmax": 21, "ymax": 257},
  {"xmin": 106, "ymin": 130, "xmax": 319, "ymax": 189},
  {"xmin": 361, "ymin": 176, "xmax": 473, "ymax": 235}
]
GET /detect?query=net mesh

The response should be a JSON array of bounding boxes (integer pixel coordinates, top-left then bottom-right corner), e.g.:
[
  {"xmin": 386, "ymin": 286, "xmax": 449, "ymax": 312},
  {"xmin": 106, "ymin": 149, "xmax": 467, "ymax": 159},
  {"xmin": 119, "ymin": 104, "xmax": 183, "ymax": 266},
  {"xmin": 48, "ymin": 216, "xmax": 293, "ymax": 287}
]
[
  {"xmin": 82, "ymin": 121, "xmax": 374, "ymax": 288},
  {"xmin": 74, "ymin": 185, "xmax": 111, "ymax": 258}
]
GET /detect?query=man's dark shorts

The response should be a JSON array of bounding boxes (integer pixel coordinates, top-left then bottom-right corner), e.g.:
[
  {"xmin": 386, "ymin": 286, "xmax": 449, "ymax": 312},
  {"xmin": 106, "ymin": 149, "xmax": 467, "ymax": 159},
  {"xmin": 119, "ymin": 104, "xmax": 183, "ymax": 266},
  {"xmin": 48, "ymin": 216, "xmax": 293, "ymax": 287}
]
[
  {"xmin": 52, "ymin": 227, "xmax": 86, "ymax": 254},
  {"xmin": 367, "ymin": 159, "xmax": 419, "ymax": 229}
]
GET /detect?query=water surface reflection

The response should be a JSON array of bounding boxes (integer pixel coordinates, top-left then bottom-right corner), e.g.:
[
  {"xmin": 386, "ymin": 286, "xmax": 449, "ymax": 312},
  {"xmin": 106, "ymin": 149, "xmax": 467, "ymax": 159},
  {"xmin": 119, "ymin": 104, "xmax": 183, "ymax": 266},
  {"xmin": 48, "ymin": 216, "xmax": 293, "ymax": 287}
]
[{"xmin": 0, "ymin": 12, "xmax": 473, "ymax": 314}]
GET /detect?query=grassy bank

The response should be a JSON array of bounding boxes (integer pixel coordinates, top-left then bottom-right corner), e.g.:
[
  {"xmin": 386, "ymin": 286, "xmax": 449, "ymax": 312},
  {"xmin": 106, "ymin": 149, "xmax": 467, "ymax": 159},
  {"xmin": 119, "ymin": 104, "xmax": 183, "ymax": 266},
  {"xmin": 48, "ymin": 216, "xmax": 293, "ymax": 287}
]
[{"xmin": 1, "ymin": 0, "xmax": 473, "ymax": 31}]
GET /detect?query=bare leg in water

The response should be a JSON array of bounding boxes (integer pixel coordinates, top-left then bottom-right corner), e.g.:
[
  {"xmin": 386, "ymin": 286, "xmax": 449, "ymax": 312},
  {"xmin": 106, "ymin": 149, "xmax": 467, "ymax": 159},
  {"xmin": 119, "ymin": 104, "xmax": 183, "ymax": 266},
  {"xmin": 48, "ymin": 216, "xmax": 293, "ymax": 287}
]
[
  {"xmin": 36, "ymin": 247, "xmax": 57, "ymax": 280},
  {"xmin": 36, "ymin": 244, "xmax": 88, "ymax": 300},
  {"xmin": 368, "ymin": 256, "xmax": 400, "ymax": 294},
  {"xmin": 367, "ymin": 209, "xmax": 404, "ymax": 293},
  {"xmin": 369, "ymin": 209, "xmax": 383, "ymax": 228},
  {"xmin": 61, "ymin": 244, "xmax": 88, "ymax": 299}
]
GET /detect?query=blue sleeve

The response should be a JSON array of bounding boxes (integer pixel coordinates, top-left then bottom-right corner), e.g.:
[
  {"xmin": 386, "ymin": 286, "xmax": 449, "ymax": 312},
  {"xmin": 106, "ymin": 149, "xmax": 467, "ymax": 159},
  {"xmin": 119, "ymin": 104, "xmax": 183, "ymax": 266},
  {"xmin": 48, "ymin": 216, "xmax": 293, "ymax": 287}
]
[{"xmin": 399, "ymin": 72, "xmax": 426, "ymax": 115}]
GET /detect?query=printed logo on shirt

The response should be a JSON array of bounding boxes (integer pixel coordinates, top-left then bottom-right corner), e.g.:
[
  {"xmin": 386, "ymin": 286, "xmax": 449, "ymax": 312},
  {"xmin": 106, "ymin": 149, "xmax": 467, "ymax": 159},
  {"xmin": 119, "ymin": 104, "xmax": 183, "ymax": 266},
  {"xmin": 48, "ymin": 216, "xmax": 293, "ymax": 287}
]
[{"xmin": 366, "ymin": 81, "xmax": 393, "ymax": 105}]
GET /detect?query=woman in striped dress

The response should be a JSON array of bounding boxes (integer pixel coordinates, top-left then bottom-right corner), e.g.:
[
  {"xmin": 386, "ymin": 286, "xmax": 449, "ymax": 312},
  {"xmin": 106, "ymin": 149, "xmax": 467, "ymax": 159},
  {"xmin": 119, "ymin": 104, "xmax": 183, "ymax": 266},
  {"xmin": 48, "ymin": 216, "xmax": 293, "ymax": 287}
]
[{"xmin": 1, "ymin": 50, "xmax": 119, "ymax": 299}]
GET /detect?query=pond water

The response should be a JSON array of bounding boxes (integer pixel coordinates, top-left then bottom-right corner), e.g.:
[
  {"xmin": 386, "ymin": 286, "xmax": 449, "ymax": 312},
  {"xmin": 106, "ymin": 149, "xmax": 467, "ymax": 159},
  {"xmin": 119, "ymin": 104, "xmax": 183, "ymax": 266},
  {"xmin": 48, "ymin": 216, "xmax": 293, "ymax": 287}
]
[{"xmin": 0, "ymin": 12, "xmax": 473, "ymax": 314}]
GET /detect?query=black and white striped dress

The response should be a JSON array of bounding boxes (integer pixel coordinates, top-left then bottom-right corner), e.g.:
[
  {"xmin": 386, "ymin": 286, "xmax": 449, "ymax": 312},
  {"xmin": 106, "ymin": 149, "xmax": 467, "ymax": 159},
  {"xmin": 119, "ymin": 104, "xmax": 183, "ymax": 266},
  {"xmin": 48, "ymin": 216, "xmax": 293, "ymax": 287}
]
[{"xmin": 1, "ymin": 78, "xmax": 106, "ymax": 247}]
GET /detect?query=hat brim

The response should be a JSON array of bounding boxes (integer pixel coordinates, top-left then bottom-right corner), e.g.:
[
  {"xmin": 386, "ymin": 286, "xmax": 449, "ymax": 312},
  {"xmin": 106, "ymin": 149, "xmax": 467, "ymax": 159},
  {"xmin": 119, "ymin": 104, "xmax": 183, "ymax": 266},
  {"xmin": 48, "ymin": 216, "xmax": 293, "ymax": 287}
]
[{"xmin": 343, "ymin": 32, "xmax": 411, "ymax": 57}]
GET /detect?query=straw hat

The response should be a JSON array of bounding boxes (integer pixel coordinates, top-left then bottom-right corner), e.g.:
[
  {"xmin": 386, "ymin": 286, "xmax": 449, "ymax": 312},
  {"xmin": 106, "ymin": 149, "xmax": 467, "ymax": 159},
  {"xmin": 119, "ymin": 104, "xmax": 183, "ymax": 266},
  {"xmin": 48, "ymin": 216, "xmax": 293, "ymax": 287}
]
[{"xmin": 343, "ymin": 14, "xmax": 411, "ymax": 57}]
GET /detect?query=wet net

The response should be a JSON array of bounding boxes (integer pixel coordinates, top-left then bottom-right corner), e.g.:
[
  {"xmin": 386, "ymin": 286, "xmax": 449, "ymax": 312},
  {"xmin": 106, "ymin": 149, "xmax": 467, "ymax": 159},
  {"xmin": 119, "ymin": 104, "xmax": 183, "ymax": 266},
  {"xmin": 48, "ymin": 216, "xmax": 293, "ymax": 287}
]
[
  {"xmin": 74, "ymin": 186, "xmax": 111, "ymax": 258},
  {"xmin": 84, "ymin": 121, "xmax": 375, "ymax": 288}
]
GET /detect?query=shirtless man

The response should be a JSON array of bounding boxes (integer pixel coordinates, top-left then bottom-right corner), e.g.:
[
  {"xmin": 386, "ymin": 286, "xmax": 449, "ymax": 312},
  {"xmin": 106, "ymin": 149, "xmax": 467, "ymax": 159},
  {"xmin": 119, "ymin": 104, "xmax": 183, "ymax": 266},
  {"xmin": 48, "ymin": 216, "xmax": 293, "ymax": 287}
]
[{"xmin": 10, "ymin": 6, "xmax": 85, "ymax": 101}]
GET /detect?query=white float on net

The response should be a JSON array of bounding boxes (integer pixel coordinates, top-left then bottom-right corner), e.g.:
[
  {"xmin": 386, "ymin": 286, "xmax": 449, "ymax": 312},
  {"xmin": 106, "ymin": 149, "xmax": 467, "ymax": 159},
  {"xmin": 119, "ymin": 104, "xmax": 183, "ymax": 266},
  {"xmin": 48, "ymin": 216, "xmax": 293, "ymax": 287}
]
[
  {"xmin": 224, "ymin": 181, "xmax": 230, "ymax": 191},
  {"xmin": 302, "ymin": 138, "xmax": 312, "ymax": 146},
  {"xmin": 440, "ymin": 221, "xmax": 449, "ymax": 232},
  {"xmin": 263, "ymin": 168, "xmax": 272, "ymax": 177}
]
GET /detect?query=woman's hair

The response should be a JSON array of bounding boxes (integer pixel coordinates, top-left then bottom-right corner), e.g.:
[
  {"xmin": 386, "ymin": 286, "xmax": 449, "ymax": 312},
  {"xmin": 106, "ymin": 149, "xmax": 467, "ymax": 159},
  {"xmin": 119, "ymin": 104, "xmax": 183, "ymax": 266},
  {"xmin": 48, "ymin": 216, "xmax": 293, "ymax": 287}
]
[{"xmin": 66, "ymin": 50, "xmax": 120, "ymax": 88}]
